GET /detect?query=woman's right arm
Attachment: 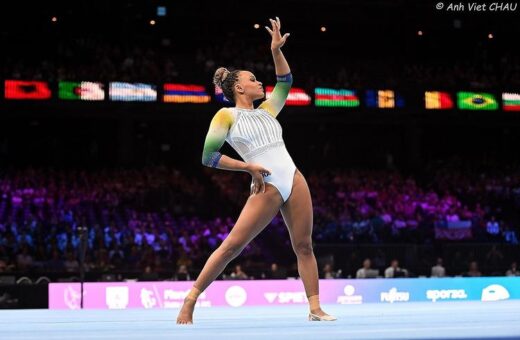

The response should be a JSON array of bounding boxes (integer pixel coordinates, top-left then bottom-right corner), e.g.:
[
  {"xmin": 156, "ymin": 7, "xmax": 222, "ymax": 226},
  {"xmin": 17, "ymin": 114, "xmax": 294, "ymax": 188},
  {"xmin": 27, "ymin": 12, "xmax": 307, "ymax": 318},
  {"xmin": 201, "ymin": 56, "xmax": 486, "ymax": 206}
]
[
  {"xmin": 201, "ymin": 108, "xmax": 248, "ymax": 172},
  {"xmin": 202, "ymin": 108, "xmax": 272, "ymax": 193}
]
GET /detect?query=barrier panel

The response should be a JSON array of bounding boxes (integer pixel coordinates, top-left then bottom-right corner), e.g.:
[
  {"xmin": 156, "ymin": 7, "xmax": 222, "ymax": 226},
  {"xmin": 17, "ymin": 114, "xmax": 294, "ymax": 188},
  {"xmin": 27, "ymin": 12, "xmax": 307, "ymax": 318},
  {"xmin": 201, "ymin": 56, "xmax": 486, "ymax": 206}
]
[{"xmin": 49, "ymin": 277, "xmax": 520, "ymax": 310}]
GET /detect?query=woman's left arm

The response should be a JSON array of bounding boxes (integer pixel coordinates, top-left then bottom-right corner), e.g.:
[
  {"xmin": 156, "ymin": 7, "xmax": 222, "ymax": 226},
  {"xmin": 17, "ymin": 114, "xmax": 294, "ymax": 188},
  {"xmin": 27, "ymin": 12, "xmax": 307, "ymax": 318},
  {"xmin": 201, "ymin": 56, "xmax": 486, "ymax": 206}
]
[{"xmin": 259, "ymin": 17, "xmax": 293, "ymax": 118}]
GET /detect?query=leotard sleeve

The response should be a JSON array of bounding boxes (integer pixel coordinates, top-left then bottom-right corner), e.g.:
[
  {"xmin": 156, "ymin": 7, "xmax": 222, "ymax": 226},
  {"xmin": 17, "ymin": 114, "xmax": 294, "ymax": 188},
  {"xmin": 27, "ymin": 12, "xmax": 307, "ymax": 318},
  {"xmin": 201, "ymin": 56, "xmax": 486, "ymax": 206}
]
[
  {"xmin": 259, "ymin": 73, "xmax": 293, "ymax": 118},
  {"xmin": 201, "ymin": 108, "xmax": 234, "ymax": 168}
]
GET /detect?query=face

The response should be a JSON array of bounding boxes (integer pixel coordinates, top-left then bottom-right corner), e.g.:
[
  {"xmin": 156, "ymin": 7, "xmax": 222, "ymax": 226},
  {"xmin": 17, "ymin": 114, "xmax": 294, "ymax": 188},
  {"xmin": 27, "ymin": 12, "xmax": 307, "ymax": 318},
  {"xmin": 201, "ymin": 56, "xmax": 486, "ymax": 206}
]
[{"xmin": 235, "ymin": 71, "xmax": 264, "ymax": 101}]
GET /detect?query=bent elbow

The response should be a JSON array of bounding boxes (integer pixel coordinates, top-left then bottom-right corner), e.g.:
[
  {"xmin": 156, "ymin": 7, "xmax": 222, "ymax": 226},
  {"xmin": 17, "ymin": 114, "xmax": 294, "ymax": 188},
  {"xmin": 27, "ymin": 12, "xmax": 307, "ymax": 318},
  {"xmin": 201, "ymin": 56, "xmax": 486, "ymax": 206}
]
[{"xmin": 202, "ymin": 151, "xmax": 222, "ymax": 168}]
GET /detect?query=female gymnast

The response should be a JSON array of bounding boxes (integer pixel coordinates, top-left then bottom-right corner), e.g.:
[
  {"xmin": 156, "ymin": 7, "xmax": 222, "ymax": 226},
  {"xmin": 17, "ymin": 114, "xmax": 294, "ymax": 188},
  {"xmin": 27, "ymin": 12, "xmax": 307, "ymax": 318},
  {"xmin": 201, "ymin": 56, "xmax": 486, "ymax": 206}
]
[{"xmin": 176, "ymin": 17, "xmax": 336, "ymax": 324}]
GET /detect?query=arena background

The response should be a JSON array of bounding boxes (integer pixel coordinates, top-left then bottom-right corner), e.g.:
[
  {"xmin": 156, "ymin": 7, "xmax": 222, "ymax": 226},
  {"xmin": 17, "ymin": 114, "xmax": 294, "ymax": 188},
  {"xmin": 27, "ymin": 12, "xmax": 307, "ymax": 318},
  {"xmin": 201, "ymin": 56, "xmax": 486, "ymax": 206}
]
[{"xmin": 0, "ymin": 0, "xmax": 519, "ymax": 323}]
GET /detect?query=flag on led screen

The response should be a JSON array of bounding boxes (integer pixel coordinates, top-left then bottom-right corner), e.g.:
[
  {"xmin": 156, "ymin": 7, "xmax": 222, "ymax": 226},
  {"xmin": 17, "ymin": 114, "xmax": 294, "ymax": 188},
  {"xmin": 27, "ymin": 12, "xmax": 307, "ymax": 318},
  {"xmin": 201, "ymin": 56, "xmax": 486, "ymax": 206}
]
[
  {"xmin": 59, "ymin": 82, "xmax": 105, "ymax": 101},
  {"xmin": 457, "ymin": 92, "xmax": 497, "ymax": 110},
  {"xmin": 424, "ymin": 91, "xmax": 453, "ymax": 109},
  {"xmin": 365, "ymin": 90, "xmax": 404, "ymax": 108},
  {"xmin": 214, "ymin": 86, "xmax": 230, "ymax": 103},
  {"xmin": 502, "ymin": 92, "xmax": 520, "ymax": 111},
  {"xmin": 109, "ymin": 82, "xmax": 157, "ymax": 101},
  {"xmin": 315, "ymin": 88, "xmax": 359, "ymax": 107},
  {"xmin": 163, "ymin": 84, "xmax": 210, "ymax": 103},
  {"xmin": 5, "ymin": 80, "xmax": 51, "ymax": 100},
  {"xmin": 266, "ymin": 86, "xmax": 311, "ymax": 106}
]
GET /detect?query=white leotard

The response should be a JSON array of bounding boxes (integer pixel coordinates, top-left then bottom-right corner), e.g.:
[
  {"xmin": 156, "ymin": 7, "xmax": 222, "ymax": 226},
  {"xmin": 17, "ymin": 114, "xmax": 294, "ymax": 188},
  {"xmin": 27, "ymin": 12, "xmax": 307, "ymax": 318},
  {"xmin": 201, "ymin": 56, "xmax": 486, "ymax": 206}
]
[{"xmin": 225, "ymin": 107, "xmax": 297, "ymax": 202}]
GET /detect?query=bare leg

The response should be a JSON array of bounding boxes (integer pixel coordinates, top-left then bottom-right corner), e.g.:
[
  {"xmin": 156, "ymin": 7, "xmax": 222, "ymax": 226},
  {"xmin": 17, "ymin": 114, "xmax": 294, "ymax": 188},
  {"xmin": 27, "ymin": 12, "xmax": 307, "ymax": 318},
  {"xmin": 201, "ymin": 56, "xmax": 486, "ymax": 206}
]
[
  {"xmin": 176, "ymin": 184, "xmax": 283, "ymax": 324},
  {"xmin": 280, "ymin": 170, "xmax": 330, "ymax": 317}
]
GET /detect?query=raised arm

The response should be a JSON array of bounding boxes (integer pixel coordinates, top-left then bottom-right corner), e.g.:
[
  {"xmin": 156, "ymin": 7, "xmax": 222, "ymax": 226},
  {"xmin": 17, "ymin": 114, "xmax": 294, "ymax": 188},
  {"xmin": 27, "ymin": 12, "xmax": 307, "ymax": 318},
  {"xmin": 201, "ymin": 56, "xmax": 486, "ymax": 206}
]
[{"xmin": 259, "ymin": 17, "xmax": 293, "ymax": 118}]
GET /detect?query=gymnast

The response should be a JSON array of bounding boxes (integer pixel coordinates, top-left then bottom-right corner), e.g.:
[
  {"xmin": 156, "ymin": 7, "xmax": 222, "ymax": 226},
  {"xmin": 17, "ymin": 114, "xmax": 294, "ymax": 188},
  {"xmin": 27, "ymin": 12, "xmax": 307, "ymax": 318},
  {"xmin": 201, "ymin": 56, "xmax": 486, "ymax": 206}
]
[{"xmin": 176, "ymin": 17, "xmax": 336, "ymax": 324}]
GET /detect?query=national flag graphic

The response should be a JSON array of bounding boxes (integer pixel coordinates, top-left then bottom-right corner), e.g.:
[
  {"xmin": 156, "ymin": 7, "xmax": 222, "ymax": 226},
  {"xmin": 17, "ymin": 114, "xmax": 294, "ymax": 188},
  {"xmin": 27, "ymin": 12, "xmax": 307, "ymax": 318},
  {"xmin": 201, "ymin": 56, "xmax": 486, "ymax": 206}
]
[
  {"xmin": 59, "ymin": 82, "xmax": 105, "ymax": 101},
  {"xmin": 5, "ymin": 80, "xmax": 52, "ymax": 100},
  {"xmin": 214, "ymin": 86, "xmax": 230, "ymax": 103},
  {"xmin": 365, "ymin": 90, "xmax": 404, "ymax": 108},
  {"xmin": 457, "ymin": 92, "xmax": 498, "ymax": 110},
  {"xmin": 315, "ymin": 88, "xmax": 360, "ymax": 107},
  {"xmin": 502, "ymin": 92, "xmax": 520, "ymax": 111},
  {"xmin": 163, "ymin": 84, "xmax": 210, "ymax": 103},
  {"xmin": 425, "ymin": 91, "xmax": 454, "ymax": 109},
  {"xmin": 109, "ymin": 82, "xmax": 157, "ymax": 101},
  {"xmin": 266, "ymin": 86, "xmax": 311, "ymax": 106}
]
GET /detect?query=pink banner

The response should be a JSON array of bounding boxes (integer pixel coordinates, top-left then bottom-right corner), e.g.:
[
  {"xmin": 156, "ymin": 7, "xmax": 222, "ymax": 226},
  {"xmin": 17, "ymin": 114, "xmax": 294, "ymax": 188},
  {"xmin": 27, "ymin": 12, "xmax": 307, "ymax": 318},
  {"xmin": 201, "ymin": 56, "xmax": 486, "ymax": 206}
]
[{"xmin": 49, "ymin": 280, "xmax": 350, "ymax": 310}]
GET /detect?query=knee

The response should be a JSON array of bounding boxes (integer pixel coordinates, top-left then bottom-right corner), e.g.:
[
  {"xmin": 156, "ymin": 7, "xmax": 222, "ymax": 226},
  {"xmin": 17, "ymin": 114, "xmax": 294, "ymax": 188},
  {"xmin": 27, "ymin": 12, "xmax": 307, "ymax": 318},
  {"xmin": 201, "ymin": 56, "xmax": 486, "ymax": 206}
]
[
  {"xmin": 294, "ymin": 240, "xmax": 313, "ymax": 257},
  {"xmin": 219, "ymin": 242, "xmax": 244, "ymax": 260}
]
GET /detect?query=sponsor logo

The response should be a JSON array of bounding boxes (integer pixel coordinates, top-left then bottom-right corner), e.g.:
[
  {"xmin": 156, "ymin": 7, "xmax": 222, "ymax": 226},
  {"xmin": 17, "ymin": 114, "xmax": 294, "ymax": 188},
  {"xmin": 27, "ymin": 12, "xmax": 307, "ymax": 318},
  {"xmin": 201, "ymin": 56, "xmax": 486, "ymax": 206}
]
[
  {"xmin": 426, "ymin": 289, "xmax": 468, "ymax": 302},
  {"xmin": 225, "ymin": 286, "xmax": 247, "ymax": 307},
  {"xmin": 140, "ymin": 288, "xmax": 157, "ymax": 309},
  {"xmin": 337, "ymin": 285, "xmax": 363, "ymax": 304},
  {"xmin": 263, "ymin": 291, "xmax": 307, "ymax": 304},
  {"xmin": 64, "ymin": 285, "xmax": 82, "ymax": 310},
  {"xmin": 106, "ymin": 286, "xmax": 129, "ymax": 309},
  {"xmin": 380, "ymin": 288, "xmax": 410, "ymax": 303},
  {"xmin": 482, "ymin": 284, "xmax": 510, "ymax": 302}
]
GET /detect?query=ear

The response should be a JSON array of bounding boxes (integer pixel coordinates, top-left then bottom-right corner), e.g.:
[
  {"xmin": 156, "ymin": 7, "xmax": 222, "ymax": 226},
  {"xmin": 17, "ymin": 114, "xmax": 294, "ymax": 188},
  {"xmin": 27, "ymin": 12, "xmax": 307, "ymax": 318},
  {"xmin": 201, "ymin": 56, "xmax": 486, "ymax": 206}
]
[{"xmin": 235, "ymin": 83, "xmax": 244, "ymax": 94}]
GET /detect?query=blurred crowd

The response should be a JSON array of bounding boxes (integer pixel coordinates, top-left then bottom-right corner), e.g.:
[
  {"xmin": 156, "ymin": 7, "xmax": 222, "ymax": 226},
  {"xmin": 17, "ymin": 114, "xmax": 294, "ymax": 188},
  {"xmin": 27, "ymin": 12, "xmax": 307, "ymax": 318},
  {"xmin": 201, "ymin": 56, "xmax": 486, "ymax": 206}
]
[
  {"xmin": 2, "ymin": 36, "xmax": 520, "ymax": 90},
  {"xmin": 0, "ymin": 164, "xmax": 519, "ymax": 280}
]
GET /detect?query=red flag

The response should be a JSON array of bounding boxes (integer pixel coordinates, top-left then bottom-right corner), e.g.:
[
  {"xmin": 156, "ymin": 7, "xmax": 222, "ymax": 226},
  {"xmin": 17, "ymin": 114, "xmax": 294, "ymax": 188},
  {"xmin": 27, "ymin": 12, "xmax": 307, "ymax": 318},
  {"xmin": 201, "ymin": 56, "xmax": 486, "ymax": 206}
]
[{"xmin": 5, "ymin": 80, "xmax": 52, "ymax": 100}]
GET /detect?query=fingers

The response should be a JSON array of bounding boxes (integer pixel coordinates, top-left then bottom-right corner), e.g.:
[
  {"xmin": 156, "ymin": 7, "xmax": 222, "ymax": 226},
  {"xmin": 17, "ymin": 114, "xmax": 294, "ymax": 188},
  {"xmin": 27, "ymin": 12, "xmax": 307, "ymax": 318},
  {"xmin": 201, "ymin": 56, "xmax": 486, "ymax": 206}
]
[
  {"xmin": 261, "ymin": 169, "xmax": 271, "ymax": 177},
  {"xmin": 251, "ymin": 182, "xmax": 261, "ymax": 195},
  {"xmin": 265, "ymin": 26, "xmax": 273, "ymax": 35},
  {"xmin": 269, "ymin": 18, "xmax": 279, "ymax": 32},
  {"xmin": 276, "ymin": 16, "xmax": 281, "ymax": 29}
]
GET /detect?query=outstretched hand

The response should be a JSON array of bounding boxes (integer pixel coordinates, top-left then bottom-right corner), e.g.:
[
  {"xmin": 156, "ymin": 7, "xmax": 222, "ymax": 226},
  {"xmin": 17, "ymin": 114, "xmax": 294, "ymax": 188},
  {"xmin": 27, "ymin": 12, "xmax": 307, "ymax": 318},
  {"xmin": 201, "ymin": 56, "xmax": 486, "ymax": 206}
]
[{"xmin": 265, "ymin": 17, "xmax": 290, "ymax": 51}]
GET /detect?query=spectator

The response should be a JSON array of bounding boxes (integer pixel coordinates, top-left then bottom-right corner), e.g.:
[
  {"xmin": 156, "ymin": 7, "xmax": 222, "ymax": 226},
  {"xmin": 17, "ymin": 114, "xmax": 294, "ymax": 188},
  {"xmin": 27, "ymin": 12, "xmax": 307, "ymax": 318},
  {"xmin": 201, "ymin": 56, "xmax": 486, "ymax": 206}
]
[
  {"xmin": 356, "ymin": 258, "xmax": 378, "ymax": 278},
  {"xmin": 431, "ymin": 258, "xmax": 446, "ymax": 277},
  {"xmin": 140, "ymin": 265, "xmax": 159, "ymax": 281},
  {"xmin": 230, "ymin": 264, "xmax": 248, "ymax": 280},
  {"xmin": 464, "ymin": 261, "xmax": 482, "ymax": 277},
  {"xmin": 385, "ymin": 259, "xmax": 408, "ymax": 278},
  {"xmin": 174, "ymin": 264, "xmax": 191, "ymax": 281},
  {"xmin": 486, "ymin": 216, "xmax": 500, "ymax": 237},
  {"xmin": 505, "ymin": 262, "xmax": 519, "ymax": 276},
  {"xmin": 503, "ymin": 225, "xmax": 519, "ymax": 245},
  {"xmin": 322, "ymin": 263, "xmax": 337, "ymax": 279},
  {"xmin": 266, "ymin": 262, "xmax": 287, "ymax": 279}
]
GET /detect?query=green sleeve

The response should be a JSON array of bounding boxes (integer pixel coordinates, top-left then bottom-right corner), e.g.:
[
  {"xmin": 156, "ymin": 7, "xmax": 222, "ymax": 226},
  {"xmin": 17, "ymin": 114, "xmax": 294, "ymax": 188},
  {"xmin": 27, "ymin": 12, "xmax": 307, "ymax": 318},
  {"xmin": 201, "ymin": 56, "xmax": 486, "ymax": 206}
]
[{"xmin": 201, "ymin": 108, "xmax": 234, "ymax": 167}]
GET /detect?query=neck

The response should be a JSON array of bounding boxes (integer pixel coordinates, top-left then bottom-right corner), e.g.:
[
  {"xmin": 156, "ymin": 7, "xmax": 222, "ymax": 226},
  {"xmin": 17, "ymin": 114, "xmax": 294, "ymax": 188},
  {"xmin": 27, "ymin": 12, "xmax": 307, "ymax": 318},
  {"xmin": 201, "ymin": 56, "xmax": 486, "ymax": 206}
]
[{"xmin": 235, "ymin": 96, "xmax": 254, "ymax": 110}]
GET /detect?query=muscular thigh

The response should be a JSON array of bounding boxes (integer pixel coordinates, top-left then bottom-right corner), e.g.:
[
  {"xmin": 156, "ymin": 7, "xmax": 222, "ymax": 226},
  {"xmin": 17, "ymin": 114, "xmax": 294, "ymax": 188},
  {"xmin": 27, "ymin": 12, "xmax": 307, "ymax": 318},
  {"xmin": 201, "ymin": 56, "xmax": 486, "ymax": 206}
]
[
  {"xmin": 280, "ymin": 170, "xmax": 313, "ymax": 241},
  {"xmin": 221, "ymin": 183, "xmax": 284, "ymax": 249}
]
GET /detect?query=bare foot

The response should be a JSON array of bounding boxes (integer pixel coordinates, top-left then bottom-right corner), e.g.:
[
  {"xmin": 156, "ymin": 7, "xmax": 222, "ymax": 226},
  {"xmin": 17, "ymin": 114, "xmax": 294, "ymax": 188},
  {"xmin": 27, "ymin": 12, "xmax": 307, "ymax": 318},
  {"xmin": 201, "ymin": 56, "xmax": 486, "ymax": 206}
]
[{"xmin": 176, "ymin": 298, "xmax": 196, "ymax": 324}]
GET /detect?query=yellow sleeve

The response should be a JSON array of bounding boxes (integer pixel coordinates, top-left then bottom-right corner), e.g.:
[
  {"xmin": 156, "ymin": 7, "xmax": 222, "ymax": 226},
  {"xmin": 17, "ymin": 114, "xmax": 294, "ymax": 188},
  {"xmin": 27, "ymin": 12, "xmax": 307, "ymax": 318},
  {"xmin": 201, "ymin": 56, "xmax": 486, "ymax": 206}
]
[{"xmin": 201, "ymin": 108, "xmax": 234, "ymax": 167}]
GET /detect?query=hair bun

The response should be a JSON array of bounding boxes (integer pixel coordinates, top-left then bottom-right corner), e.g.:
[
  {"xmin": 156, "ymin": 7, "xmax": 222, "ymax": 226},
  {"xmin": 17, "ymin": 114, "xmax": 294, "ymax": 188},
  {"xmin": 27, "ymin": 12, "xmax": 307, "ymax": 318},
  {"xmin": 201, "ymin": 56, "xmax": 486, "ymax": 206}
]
[{"xmin": 213, "ymin": 67, "xmax": 230, "ymax": 87}]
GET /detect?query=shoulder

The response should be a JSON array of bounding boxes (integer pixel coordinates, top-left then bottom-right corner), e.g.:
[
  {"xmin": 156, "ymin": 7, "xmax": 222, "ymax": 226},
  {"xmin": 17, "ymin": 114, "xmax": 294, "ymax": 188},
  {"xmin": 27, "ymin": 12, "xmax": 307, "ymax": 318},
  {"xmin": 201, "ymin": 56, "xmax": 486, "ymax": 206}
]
[{"xmin": 212, "ymin": 107, "xmax": 235, "ymax": 126}]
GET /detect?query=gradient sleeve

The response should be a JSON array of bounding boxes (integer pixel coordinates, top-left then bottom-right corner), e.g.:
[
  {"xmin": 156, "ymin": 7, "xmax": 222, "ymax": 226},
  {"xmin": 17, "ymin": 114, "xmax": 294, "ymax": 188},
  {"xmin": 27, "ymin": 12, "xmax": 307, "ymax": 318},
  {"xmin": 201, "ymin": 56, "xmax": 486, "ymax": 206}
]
[
  {"xmin": 201, "ymin": 108, "xmax": 234, "ymax": 168},
  {"xmin": 259, "ymin": 73, "xmax": 293, "ymax": 118}
]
